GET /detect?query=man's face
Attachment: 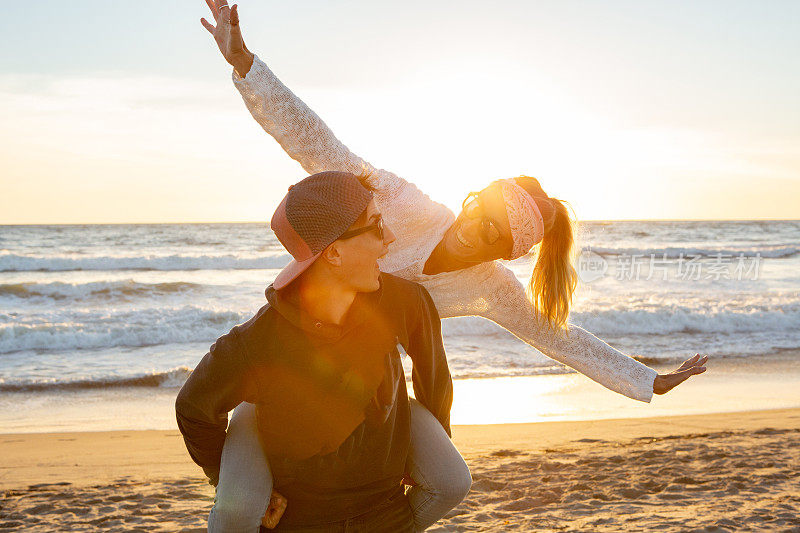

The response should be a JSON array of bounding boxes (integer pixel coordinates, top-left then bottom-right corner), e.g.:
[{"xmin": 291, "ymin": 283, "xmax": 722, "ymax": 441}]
[{"xmin": 334, "ymin": 200, "xmax": 396, "ymax": 292}]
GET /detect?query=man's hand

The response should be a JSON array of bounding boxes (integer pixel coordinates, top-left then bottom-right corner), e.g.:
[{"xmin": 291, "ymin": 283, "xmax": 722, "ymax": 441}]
[
  {"xmin": 651, "ymin": 353, "xmax": 708, "ymax": 395},
  {"xmin": 201, "ymin": 1, "xmax": 254, "ymax": 76},
  {"xmin": 261, "ymin": 490, "xmax": 288, "ymax": 529}
]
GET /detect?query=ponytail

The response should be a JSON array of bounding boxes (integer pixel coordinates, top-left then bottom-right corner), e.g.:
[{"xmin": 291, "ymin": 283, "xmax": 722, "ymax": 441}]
[{"xmin": 514, "ymin": 177, "xmax": 578, "ymax": 333}]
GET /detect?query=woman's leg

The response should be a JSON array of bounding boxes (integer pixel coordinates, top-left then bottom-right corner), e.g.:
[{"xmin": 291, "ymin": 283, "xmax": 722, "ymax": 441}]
[
  {"xmin": 208, "ymin": 402, "xmax": 273, "ymax": 533},
  {"xmin": 406, "ymin": 398, "xmax": 472, "ymax": 532}
]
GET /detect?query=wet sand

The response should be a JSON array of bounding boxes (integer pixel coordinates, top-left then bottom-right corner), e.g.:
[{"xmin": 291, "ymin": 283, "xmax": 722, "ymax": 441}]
[{"xmin": 2, "ymin": 408, "xmax": 798, "ymax": 531}]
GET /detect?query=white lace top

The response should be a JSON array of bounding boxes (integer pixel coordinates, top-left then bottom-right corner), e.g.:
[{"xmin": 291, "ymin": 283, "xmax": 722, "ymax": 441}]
[{"xmin": 232, "ymin": 55, "xmax": 658, "ymax": 402}]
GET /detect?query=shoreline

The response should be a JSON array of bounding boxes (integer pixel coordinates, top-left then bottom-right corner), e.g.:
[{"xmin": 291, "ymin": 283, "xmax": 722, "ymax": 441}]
[{"xmin": 2, "ymin": 350, "xmax": 798, "ymax": 434}]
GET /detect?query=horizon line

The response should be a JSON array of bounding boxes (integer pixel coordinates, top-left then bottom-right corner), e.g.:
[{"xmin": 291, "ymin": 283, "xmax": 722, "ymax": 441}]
[{"xmin": 2, "ymin": 217, "xmax": 799, "ymax": 227}]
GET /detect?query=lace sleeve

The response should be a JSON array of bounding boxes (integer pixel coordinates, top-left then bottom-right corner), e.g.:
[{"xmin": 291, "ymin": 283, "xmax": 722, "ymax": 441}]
[
  {"xmin": 232, "ymin": 54, "xmax": 399, "ymax": 192},
  {"xmin": 480, "ymin": 265, "xmax": 657, "ymax": 402}
]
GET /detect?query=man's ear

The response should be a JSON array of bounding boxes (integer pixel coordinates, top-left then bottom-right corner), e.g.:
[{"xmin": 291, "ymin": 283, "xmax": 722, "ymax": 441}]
[{"xmin": 320, "ymin": 242, "xmax": 343, "ymax": 267}]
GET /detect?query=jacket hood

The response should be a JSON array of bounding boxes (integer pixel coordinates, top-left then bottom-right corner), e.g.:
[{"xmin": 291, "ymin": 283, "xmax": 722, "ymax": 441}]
[{"xmin": 265, "ymin": 275, "xmax": 386, "ymax": 341}]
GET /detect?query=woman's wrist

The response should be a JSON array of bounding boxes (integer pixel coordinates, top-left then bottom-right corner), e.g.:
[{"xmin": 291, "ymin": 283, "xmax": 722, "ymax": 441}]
[
  {"xmin": 653, "ymin": 374, "xmax": 665, "ymax": 395},
  {"xmin": 231, "ymin": 51, "xmax": 254, "ymax": 78}
]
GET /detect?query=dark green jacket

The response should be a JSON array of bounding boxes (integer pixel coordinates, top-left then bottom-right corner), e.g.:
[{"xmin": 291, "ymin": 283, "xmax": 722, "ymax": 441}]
[{"xmin": 175, "ymin": 273, "xmax": 452, "ymax": 526}]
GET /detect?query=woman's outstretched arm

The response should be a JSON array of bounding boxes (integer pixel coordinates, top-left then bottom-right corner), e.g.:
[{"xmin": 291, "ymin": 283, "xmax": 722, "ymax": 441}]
[
  {"xmin": 200, "ymin": 1, "xmax": 457, "ymax": 273},
  {"xmin": 232, "ymin": 55, "xmax": 376, "ymax": 178},
  {"xmin": 201, "ymin": 1, "xmax": 382, "ymax": 181},
  {"xmin": 481, "ymin": 266, "xmax": 707, "ymax": 401},
  {"xmin": 427, "ymin": 263, "xmax": 706, "ymax": 402}
]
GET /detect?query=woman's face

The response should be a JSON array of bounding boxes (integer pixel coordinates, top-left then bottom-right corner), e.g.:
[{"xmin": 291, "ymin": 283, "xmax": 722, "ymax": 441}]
[{"xmin": 442, "ymin": 185, "xmax": 514, "ymax": 264}]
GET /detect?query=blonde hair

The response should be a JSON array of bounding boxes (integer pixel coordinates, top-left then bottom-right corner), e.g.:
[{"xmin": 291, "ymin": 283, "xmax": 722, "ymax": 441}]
[{"xmin": 514, "ymin": 177, "xmax": 579, "ymax": 333}]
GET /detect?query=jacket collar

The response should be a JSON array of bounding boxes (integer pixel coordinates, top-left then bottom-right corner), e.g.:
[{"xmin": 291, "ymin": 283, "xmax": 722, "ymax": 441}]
[{"xmin": 265, "ymin": 274, "xmax": 385, "ymax": 341}]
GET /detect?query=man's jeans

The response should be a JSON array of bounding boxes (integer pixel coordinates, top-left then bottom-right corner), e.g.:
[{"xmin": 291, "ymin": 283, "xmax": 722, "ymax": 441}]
[{"xmin": 208, "ymin": 401, "xmax": 471, "ymax": 533}]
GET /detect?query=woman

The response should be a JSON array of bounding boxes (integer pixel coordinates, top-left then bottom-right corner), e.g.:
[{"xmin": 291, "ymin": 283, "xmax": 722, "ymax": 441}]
[{"xmin": 200, "ymin": 2, "xmax": 708, "ymax": 531}]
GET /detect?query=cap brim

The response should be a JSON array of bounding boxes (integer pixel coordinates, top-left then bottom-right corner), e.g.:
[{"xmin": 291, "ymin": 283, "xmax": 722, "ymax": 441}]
[{"xmin": 273, "ymin": 250, "xmax": 324, "ymax": 291}]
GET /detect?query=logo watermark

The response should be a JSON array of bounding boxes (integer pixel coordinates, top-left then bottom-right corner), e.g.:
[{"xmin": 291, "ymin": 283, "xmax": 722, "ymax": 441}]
[
  {"xmin": 577, "ymin": 250, "xmax": 762, "ymax": 283},
  {"xmin": 577, "ymin": 249, "xmax": 608, "ymax": 283}
]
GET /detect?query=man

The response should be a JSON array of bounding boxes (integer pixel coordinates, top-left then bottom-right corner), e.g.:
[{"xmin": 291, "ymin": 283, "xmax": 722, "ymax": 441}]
[{"xmin": 176, "ymin": 171, "xmax": 455, "ymax": 532}]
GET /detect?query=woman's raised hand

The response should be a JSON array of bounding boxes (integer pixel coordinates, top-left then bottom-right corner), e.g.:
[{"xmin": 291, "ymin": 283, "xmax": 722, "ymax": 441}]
[
  {"xmin": 650, "ymin": 353, "xmax": 708, "ymax": 395},
  {"xmin": 201, "ymin": 1, "xmax": 253, "ymax": 76}
]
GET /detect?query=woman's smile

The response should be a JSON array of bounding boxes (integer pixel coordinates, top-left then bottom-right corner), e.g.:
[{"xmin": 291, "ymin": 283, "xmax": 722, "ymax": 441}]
[
  {"xmin": 455, "ymin": 225, "xmax": 474, "ymax": 249},
  {"xmin": 444, "ymin": 222, "xmax": 483, "ymax": 263}
]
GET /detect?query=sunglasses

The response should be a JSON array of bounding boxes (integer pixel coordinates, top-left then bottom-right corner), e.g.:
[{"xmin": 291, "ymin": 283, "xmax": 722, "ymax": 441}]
[
  {"xmin": 338, "ymin": 215, "xmax": 385, "ymax": 241},
  {"xmin": 462, "ymin": 193, "xmax": 502, "ymax": 245}
]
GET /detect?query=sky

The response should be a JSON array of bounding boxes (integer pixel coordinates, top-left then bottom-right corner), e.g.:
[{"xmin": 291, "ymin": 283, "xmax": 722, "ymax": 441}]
[{"xmin": 1, "ymin": 0, "xmax": 799, "ymax": 223}]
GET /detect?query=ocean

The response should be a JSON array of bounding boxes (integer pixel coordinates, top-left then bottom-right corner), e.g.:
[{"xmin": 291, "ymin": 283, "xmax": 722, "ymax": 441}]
[{"xmin": 1, "ymin": 220, "xmax": 799, "ymax": 430}]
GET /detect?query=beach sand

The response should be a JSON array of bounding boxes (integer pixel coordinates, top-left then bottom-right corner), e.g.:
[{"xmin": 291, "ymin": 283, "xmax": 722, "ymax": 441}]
[{"xmin": 2, "ymin": 408, "xmax": 798, "ymax": 531}]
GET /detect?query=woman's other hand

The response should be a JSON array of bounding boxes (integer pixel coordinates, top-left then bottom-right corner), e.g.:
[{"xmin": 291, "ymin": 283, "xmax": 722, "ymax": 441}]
[
  {"xmin": 201, "ymin": 1, "xmax": 254, "ymax": 77},
  {"xmin": 651, "ymin": 354, "xmax": 708, "ymax": 395}
]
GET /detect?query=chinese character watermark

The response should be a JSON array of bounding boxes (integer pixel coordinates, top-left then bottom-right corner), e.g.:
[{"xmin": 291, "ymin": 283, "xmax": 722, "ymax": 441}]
[{"xmin": 577, "ymin": 250, "xmax": 762, "ymax": 283}]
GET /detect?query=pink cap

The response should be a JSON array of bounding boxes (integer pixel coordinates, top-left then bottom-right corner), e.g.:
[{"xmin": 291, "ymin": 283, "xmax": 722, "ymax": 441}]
[{"xmin": 270, "ymin": 172, "xmax": 373, "ymax": 290}]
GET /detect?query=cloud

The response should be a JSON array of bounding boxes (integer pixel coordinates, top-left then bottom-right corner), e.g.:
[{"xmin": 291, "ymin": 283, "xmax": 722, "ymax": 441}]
[
  {"xmin": 1, "ymin": 71, "xmax": 797, "ymax": 223},
  {"xmin": 0, "ymin": 73, "xmax": 252, "ymax": 162}
]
